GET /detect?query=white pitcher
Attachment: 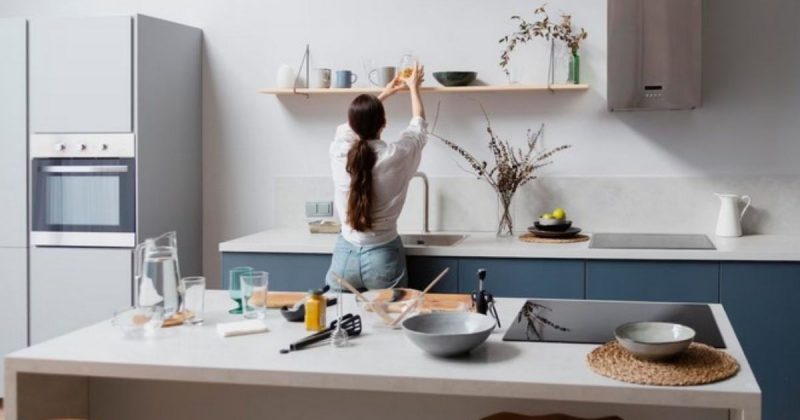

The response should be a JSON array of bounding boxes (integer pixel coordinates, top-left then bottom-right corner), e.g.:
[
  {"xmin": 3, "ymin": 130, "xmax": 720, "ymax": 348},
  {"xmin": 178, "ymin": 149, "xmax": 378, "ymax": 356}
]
[{"xmin": 715, "ymin": 193, "xmax": 751, "ymax": 237}]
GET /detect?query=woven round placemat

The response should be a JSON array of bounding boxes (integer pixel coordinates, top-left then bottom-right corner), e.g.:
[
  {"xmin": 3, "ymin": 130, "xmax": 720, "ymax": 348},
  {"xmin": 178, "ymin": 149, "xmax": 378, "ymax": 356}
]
[
  {"xmin": 519, "ymin": 233, "xmax": 590, "ymax": 244},
  {"xmin": 587, "ymin": 341, "xmax": 739, "ymax": 386}
]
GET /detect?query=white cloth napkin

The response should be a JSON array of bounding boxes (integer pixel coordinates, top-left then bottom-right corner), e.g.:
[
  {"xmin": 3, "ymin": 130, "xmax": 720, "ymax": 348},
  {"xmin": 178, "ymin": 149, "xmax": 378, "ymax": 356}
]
[{"xmin": 216, "ymin": 319, "xmax": 269, "ymax": 338}]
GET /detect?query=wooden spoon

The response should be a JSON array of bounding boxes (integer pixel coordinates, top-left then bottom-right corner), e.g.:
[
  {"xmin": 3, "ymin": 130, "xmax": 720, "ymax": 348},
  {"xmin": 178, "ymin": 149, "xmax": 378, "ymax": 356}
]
[{"xmin": 391, "ymin": 267, "xmax": 450, "ymax": 327}]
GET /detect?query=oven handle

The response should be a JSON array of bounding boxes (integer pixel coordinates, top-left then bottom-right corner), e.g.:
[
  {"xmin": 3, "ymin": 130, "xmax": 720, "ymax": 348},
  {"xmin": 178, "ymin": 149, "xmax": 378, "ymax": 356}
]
[{"xmin": 41, "ymin": 165, "xmax": 129, "ymax": 174}]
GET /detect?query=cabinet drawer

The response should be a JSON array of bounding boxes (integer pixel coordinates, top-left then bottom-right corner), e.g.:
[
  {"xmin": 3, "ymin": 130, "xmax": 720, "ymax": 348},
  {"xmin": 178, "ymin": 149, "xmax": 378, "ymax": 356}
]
[
  {"xmin": 586, "ymin": 260, "xmax": 719, "ymax": 303},
  {"xmin": 457, "ymin": 258, "xmax": 584, "ymax": 299},
  {"xmin": 221, "ymin": 253, "xmax": 331, "ymax": 292}
]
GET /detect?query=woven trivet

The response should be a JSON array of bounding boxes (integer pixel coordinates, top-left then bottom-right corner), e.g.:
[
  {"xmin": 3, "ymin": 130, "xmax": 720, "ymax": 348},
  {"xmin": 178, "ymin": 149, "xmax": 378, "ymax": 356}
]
[
  {"xmin": 587, "ymin": 341, "xmax": 739, "ymax": 386},
  {"xmin": 519, "ymin": 233, "xmax": 590, "ymax": 244}
]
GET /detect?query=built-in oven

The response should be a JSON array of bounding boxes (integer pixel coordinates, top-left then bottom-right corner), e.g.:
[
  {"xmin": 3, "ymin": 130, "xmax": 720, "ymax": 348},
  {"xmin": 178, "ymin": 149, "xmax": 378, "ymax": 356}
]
[{"xmin": 30, "ymin": 133, "xmax": 136, "ymax": 247}]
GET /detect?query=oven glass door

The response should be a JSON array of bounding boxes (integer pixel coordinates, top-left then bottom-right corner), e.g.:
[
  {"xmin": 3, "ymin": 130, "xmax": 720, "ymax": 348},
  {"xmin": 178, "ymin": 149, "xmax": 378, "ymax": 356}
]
[{"xmin": 32, "ymin": 158, "xmax": 135, "ymax": 235}]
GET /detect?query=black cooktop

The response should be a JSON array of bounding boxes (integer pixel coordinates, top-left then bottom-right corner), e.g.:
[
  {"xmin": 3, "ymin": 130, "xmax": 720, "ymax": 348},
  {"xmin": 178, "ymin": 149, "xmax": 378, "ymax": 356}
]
[{"xmin": 502, "ymin": 299, "xmax": 726, "ymax": 348}]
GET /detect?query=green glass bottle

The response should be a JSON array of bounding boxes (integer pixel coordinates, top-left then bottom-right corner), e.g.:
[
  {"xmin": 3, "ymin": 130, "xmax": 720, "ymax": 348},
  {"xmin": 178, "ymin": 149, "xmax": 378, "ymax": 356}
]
[{"xmin": 569, "ymin": 52, "xmax": 581, "ymax": 84}]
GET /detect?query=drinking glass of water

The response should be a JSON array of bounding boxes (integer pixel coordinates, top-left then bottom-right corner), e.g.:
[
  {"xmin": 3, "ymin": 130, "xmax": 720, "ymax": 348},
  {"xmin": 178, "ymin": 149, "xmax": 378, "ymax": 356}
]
[
  {"xmin": 241, "ymin": 271, "xmax": 269, "ymax": 320},
  {"xmin": 181, "ymin": 277, "xmax": 206, "ymax": 325}
]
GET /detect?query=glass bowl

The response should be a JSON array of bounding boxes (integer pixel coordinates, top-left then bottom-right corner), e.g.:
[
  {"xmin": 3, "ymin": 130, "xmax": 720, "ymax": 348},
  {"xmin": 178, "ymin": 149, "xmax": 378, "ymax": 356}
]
[
  {"xmin": 112, "ymin": 306, "xmax": 165, "ymax": 337},
  {"xmin": 356, "ymin": 288, "xmax": 422, "ymax": 329}
]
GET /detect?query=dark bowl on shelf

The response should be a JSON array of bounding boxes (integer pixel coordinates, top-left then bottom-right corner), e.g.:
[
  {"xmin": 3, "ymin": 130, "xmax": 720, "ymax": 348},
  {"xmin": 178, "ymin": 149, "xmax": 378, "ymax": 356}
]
[
  {"xmin": 534, "ymin": 220, "xmax": 573, "ymax": 232},
  {"xmin": 433, "ymin": 71, "xmax": 477, "ymax": 87}
]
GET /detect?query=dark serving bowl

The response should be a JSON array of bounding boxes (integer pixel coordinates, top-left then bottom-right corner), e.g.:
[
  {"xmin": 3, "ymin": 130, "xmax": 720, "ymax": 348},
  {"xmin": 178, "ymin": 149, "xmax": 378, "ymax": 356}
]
[
  {"xmin": 534, "ymin": 220, "xmax": 573, "ymax": 232},
  {"xmin": 433, "ymin": 71, "xmax": 477, "ymax": 87}
]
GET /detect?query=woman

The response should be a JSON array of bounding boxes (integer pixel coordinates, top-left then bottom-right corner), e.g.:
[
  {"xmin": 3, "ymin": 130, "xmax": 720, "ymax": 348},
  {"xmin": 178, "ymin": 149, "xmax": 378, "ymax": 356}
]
[{"xmin": 326, "ymin": 62, "xmax": 426, "ymax": 290}]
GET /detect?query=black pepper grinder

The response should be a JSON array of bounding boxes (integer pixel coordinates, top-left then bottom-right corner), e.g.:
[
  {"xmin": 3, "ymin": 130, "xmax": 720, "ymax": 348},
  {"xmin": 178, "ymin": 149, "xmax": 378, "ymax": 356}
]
[{"xmin": 472, "ymin": 268, "xmax": 501, "ymax": 328}]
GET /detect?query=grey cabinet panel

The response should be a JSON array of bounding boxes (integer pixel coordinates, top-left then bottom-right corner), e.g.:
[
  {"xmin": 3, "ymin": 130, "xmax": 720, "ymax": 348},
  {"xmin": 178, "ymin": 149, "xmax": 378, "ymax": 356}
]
[
  {"xmin": 30, "ymin": 247, "xmax": 132, "ymax": 344},
  {"xmin": 0, "ymin": 19, "xmax": 28, "ymax": 248},
  {"xmin": 221, "ymin": 253, "xmax": 330, "ymax": 292},
  {"xmin": 721, "ymin": 262, "xmax": 800, "ymax": 420},
  {"xmin": 586, "ymin": 260, "xmax": 719, "ymax": 303},
  {"xmin": 406, "ymin": 256, "xmax": 459, "ymax": 292},
  {"xmin": 0, "ymin": 247, "xmax": 28, "ymax": 397},
  {"xmin": 457, "ymin": 258, "xmax": 584, "ymax": 299},
  {"xmin": 30, "ymin": 16, "xmax": 132, "ymax": 133}
]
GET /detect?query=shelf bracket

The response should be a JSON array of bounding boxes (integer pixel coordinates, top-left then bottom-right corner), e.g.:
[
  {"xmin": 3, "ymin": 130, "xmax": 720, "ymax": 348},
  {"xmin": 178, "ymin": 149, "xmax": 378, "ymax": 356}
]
[{"xmin": 292, "ymin": 44, "xmax": 310, "ymax": 99}]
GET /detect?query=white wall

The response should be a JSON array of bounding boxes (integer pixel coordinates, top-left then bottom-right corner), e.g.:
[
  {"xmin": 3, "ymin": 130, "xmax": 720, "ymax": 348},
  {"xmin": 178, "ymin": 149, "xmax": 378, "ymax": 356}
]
[{"xmin": 2, "ymin": 0, "xmax": 798, "ymax": 285}]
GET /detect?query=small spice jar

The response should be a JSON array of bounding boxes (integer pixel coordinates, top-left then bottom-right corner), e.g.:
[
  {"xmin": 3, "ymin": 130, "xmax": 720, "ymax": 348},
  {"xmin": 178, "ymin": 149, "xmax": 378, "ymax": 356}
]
[{"xmin": 304, "ymin": 289, "xmax": 326, "ymax": 332}]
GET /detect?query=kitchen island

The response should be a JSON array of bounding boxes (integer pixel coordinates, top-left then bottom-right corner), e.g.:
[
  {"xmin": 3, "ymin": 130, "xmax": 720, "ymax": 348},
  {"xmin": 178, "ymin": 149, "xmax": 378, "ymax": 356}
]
[{"xmin": 4, "ymin": 291, "xmax": 760, "ymax": 420}]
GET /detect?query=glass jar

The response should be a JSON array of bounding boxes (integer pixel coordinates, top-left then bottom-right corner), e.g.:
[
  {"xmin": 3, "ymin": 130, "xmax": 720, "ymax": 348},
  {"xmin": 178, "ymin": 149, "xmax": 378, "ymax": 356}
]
[{"xmin": 304, "ymin": 289, "xmax": 326, "ymax": 332}]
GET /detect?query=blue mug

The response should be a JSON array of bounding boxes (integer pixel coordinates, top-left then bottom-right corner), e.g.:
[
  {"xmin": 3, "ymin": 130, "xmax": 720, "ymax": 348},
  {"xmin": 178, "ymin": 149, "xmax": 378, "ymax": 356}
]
[{"xmin": 334, "ymin": 70, "xmax": 358, "ymax": 88}]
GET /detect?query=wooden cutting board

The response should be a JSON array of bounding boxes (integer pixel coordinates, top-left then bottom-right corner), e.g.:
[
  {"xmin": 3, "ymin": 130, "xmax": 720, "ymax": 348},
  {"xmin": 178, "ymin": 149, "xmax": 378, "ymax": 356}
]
[
  {"xmin": 264, "ymin": 290, "xmax": 473, "ymax": 312},
  {"xmin": 265, "ymin": 291, "xmax": 308, "ymax": 308}
]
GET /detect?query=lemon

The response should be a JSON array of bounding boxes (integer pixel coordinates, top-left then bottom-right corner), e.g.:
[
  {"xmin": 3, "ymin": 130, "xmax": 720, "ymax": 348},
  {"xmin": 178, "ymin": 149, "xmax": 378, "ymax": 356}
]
[
  {"xmin": 552, "ymin": 208, "xmax": 566, "ymax": 220},
  {"xmin": 541, "ymin": 213, "xmax": 554, "ymax": 220}
]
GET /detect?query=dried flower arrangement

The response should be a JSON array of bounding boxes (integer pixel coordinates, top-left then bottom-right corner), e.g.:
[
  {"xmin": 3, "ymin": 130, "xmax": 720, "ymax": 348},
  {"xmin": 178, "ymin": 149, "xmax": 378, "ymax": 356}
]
[
  {"xmin": 499, "ymin": 4, "xmax": 588, "ymax": 76},
  {"xmin": 430, "ymin": 104, "xmax": 571, "ymax": 237}
]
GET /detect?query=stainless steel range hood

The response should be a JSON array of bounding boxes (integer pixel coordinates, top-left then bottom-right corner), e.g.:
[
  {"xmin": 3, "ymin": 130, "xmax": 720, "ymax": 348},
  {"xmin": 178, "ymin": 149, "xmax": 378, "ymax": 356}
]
[{"xmin": 607, "ymin": 0, "xmax": 702, "ymax": 111}]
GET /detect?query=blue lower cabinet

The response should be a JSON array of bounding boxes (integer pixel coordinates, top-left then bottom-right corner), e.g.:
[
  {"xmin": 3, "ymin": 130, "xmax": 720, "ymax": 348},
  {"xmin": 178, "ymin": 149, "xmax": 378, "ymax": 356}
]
[
  {"xmin": 586, "ymin": 260, "xmax": 719, "ymax": 303},
  {"xmin": 721, "ymin": 262, "xmax": 800, "ymax": 420},
  {"xmin": 220, "ymin": 252, "xmax": 331, "ymax": 292},
  {"xmin": 406, "ymin": 256, "xmax": 459, "ymax": 293},
  {"xmin": 457, "ymin": 258, "xmax": 584, "ymax": 299}
]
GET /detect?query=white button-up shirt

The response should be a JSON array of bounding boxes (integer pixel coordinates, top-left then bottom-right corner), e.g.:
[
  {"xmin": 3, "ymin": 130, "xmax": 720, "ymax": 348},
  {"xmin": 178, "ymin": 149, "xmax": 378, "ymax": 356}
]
[{"xmin": 330, "ymin": 117, "xmax": 428, "ymax": 246}]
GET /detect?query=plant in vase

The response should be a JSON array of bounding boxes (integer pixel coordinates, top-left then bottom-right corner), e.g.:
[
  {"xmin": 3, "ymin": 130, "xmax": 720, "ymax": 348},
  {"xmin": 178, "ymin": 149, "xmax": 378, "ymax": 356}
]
[
  {"xmin": 431, "ymin": 105, "xmax": 570, "ymax": 237},
  {"xmin": 499, "ymin": 4, "xmax": 588, "ymax": 84}
]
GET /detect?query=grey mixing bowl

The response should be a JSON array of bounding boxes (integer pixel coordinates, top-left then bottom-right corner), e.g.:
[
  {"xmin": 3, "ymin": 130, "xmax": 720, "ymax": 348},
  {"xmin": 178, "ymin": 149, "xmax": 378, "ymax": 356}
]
[
  {"xmin": 433, "ymin": 71, "xmax": 477, "ymax": 87},
  {"xmin": 402, "ymin": 312, "xmax": 495, "ymax": 357}
]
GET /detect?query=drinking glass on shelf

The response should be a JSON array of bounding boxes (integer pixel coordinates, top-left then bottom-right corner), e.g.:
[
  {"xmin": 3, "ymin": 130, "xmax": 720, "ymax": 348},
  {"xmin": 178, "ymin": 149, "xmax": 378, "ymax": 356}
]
[
  {"xmin": 228, "ymin": 266, "xmax": 253, "ymax": 314},
  {"xmin": 241, "ymin": 271, "xmax": 269, "ymax": 320},
  {"xmin": 181, "ymin": 276, "xmax": 206, "ymax": 325},
  {"xmin": 398, "ymin": 53, "xmax": 416, "ymax": 80}
]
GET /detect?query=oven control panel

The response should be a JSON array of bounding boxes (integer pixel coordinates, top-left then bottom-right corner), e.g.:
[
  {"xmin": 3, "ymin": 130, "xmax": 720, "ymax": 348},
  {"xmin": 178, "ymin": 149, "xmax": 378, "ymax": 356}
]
[{"xmin": 30, "ymin": 133, "xmax": 135, "ymax": 158}]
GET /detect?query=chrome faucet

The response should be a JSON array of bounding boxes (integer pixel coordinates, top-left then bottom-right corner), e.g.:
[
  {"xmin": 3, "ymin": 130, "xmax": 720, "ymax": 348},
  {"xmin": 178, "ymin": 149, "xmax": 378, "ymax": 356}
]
[{"xmin": 413, "ymin": 172, "xmax": 430, "ymax": 233}]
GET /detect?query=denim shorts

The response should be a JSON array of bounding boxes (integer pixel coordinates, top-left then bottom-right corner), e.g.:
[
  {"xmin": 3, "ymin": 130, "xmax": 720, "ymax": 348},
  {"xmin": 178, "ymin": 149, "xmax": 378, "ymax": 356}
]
[{"xmin": 325, "ymin": 235, "xmax": 408, "ymax": 291}]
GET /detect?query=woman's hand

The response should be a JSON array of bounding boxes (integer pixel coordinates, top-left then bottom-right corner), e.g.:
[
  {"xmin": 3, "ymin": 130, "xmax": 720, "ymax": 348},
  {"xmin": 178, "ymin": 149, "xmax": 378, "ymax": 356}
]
[
  {"xmin": 377, "ymin": 75, "xmax": 405, "ymax": 102},
  {"xmin": 406, "ymin": 62, "xmax": 425, "ymax": 119},
  {"xmin": 404, "ymin": 62, "xmax": 425, "ymax": 91}
]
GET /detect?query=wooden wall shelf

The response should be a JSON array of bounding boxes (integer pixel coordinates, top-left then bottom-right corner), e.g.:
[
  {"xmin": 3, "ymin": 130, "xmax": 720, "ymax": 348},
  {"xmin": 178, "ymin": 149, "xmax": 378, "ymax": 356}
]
[{"xmin": 258, "ymin": 83, "xmax": 589, "ymax": 96}]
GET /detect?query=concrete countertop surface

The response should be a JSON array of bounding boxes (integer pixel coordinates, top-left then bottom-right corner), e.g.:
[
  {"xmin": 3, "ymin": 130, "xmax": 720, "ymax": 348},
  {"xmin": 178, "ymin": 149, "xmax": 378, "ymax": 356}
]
[
  {"xmin": 6, "ymin": 291, "xmax": 760, "ymax": 412},
  {"xmin": 219, "ymin": 228, "xmax": 800, "ymax": 262}
]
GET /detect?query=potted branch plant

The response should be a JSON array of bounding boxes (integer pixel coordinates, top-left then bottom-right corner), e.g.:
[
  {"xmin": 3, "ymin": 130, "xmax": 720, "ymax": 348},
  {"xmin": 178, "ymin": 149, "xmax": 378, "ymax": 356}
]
[
  {"xmin": 499, "ymin": 4, "xmax": 588, "ymax": 84},
  {"xmin": 431, "ymin": 105, "xmax": 571, "ymax": 237}
]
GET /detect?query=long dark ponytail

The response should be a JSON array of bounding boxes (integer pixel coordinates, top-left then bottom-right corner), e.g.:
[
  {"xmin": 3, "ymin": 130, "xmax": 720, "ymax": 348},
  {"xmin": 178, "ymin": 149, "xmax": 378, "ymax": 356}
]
[{"xmin": 346, "ymin": 94, "xmax": 385, "ymax": 232}]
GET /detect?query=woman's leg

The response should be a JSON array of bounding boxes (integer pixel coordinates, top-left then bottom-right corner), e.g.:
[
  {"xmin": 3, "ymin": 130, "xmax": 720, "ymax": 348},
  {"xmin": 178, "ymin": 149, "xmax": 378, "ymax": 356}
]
[{"xmin": 362, "ymin": 236, "xmax": 408, "ymax": 290}]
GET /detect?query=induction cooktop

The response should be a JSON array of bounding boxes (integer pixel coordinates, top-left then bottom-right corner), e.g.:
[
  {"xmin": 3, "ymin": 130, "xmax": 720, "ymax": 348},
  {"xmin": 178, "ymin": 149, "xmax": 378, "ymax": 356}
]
[
  {"xmin": 589, "ymin": 233, "xmax": 716, "ymax": 250},
  {"xmin": 502, "ymin": 299, "xmax": 726, "ymax": 348}
]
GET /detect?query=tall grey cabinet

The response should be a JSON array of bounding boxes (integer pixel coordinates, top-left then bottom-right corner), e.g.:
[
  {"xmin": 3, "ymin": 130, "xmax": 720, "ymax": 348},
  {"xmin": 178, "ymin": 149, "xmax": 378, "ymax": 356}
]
[
  {"xmin": 0, "ymin": 18, "xmax": 29, "ymax": 397},
  {"xmin": 27, "ymin": 15, "xmax": 202, "ymax": 344}
]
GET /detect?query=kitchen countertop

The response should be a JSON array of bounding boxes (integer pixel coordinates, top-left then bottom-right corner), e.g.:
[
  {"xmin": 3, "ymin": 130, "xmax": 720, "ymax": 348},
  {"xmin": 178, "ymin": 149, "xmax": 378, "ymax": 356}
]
[
  {"xmin": 219, "ymin": 228, "xmax": 800, "ymax": 262},
  {"xmin": 5, "ymin": 291, "xmax": 760, "ymax": 418}
]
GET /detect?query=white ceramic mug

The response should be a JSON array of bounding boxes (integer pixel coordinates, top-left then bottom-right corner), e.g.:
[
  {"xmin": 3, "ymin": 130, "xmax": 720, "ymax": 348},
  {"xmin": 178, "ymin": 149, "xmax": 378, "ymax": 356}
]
[
  {"xmin": 369, "ymin": 66, "xmax": 396, "ymax": 86},
  {"xmin": 309, "ymin": 68, "xmax": 332, "ymax": 89}
]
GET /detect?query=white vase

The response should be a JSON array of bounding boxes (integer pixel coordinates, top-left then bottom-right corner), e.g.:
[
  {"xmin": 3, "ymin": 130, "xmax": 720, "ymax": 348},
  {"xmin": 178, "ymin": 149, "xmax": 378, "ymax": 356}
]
[{"xmin": 276, "ymin": 64, "xmax": 297, "ymax": 89}]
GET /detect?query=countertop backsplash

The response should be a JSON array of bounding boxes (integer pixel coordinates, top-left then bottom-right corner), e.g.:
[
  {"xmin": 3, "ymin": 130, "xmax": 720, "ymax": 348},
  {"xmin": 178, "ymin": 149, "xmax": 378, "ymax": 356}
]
[{"xmin": 274, "ymin": 175, "xmax": 800, "ymax": 236}]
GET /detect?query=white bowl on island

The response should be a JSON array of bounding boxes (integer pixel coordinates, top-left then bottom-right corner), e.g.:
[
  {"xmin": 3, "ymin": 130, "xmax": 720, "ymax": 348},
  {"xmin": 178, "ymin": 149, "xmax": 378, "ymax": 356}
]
[{"xmin": 615, "ymin": 321, "xmax": 696, "ymax": 360}]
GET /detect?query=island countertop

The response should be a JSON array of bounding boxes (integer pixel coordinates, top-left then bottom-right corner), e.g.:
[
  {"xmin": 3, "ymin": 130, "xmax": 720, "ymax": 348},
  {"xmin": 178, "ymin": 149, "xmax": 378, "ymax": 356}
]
[
  {"xmin": 5, "ymin": 291, "xmax": 760, "ymax": 420},
  {"xmin": 219, "ymin": 228, "xmax": 800, "ymax": 262}
]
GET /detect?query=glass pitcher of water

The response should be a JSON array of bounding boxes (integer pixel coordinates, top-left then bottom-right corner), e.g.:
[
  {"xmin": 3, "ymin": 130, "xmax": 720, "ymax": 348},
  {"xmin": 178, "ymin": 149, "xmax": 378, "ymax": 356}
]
[{"xmin": 134, "ymin": 231, "xmax": 181, "ymax": 318}]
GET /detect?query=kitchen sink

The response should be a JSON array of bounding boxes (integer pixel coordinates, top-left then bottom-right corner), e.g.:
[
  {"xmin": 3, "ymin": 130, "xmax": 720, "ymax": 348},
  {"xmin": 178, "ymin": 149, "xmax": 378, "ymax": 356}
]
[{"xmin": 400, "ymin": 234, "xmax": 467, "ymax": 247}]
